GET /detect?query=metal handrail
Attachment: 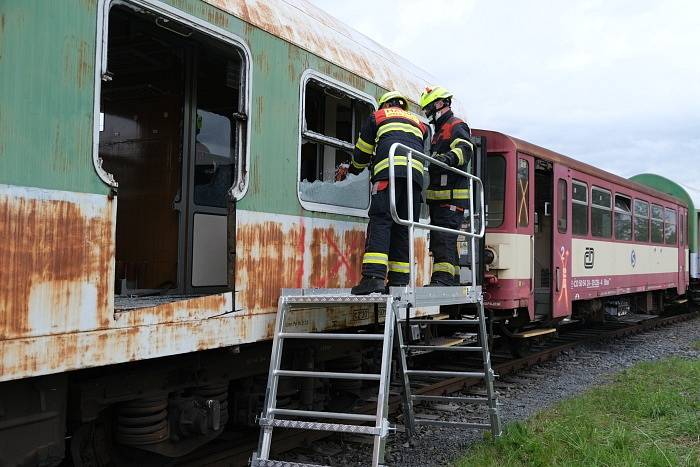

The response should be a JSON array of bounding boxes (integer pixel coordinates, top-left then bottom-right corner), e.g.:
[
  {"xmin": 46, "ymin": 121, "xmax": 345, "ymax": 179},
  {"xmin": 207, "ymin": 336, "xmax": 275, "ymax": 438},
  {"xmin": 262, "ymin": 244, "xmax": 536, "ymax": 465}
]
[{"xmin": 386, "ymin": 142, "xmax": 487, "ymax": 294}]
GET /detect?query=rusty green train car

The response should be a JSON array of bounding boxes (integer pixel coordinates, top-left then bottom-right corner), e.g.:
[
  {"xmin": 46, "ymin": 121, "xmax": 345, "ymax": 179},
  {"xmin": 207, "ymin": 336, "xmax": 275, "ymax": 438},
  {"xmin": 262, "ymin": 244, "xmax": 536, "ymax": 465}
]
[{"xmin": 0, "ymin": 0, "xmax": 436, "ymax": 463}]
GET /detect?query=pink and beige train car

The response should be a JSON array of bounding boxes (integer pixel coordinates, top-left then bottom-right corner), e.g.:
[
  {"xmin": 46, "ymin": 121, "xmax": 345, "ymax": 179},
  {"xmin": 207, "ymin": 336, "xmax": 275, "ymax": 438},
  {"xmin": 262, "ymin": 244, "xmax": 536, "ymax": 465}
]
[{"xmin": 475, "ymin": 130, "xmax": 689, "ymax": 325}]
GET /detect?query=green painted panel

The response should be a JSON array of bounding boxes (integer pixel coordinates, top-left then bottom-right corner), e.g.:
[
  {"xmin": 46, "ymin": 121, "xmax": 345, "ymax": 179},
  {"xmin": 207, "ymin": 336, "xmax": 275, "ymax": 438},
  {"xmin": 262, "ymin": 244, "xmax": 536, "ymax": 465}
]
[
  {"xmin": 0, "ymin": 0, "xmax": 383, "ymax": 221},
  {"xmin": 630, "ymin": 173, "xmax": 697, "ymax": 252},
  {"xmin": 0, "ymin": 0, "xmax": 107, "ymax": 195}
]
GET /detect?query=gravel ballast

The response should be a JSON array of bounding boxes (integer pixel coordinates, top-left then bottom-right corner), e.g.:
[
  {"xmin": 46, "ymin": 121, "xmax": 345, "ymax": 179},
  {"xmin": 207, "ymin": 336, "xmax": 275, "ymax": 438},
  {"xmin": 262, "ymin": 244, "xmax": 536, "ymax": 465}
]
[{"xmin": 279, "ymin": 317, "xmax": 700, "ymax": 466}]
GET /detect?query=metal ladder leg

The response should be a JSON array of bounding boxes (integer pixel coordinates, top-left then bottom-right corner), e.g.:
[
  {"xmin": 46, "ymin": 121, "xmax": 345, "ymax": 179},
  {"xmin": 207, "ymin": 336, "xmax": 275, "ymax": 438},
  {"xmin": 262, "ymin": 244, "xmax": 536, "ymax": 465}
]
[
  {"xmin": 476, "ymin": 299, "xmax": 502, "ymax": 436},
  {"xmin": 394, "ymin": 305, "xmax": 416, "ymax": 438},
  {"xmin": 371, "ymin": 297, "xmax": 397, "ymax": 467},
  {"xmin": 256, "ymin": 297, "xmax": 290, "ymax": 460}
]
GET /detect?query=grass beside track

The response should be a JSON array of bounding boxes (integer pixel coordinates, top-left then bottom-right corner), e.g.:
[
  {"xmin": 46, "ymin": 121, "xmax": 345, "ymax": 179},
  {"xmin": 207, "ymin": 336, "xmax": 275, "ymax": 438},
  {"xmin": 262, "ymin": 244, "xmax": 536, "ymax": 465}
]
[{"xmin": 456, "ymin": 357, "xmax": 700, "ymax": 467}]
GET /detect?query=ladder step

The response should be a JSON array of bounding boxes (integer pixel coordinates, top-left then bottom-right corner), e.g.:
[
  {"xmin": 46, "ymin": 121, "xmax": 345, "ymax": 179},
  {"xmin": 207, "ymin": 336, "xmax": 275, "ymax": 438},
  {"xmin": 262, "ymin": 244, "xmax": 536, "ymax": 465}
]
[
  {"xmin": 260, "ymin": 417, "xmax": 381, "ymax": 435},
  {"xmin": 399, "ymin": 319, "xmax": 480, "ymax": 325},
  {"xmin": 279, "ymin": 332, "xmax": 384, "ymax": 341},
  {"xmin": 405, "ymin": 370, "xmax": 485, "ymax": 378},
  {"xmin": 414, "ymin": 419, "xmax": 492, "ymax": 429},
  {"xmin": 284, "ymin": 294, "xmax": 390, "ymax": 304},
  {"xmin": 411, "ymin": 395, "xmax": 489, "ymax": 404},
  {"xmin": 274, "ymin": 370, "xmax": 381, "ymax": 381},
  {"xmin": 251, "ymin": 456, "xmax": 330, "ymax": 467},
  {"xmin": 403, "ymin": 345, "xmax": 483, "ymax": 352},
  {"xmin": 268, "ymin": 408, "xmax": 376, "ymax": 422}
]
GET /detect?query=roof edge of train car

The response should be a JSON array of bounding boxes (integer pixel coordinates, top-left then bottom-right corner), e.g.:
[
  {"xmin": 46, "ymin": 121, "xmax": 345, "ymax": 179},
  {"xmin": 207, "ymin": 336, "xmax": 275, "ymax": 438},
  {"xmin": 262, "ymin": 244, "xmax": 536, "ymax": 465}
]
[
  {"xmin": 202, "ymin": 0, "xmax": 437, "ymax": 104},
  {"xmin": 630, "ymin": 173, "xmax": 697, "ymax": 252},
  {"xmin": 475, "ymin": 129, "xmax": 688, "ymax": 208}
]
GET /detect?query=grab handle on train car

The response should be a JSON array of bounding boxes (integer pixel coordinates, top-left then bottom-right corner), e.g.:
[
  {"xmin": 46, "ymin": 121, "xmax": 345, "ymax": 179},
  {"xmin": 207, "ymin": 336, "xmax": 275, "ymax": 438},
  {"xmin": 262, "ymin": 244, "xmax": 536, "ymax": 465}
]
[
  {"xmin": 555, "ymin": 267, "xmax": 561, "ymax": 292},
  {"xmin": 530, "ymin": 235, "xmax": 535, "ymax": 295}
]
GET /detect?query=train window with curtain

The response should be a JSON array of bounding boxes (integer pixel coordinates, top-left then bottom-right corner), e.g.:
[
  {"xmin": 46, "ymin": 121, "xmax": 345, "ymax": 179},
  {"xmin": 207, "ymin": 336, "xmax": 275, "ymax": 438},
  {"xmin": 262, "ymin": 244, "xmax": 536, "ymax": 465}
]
[
  {"xmin": 486, "ymin": 155, "xmax": 506, "ymax": 227},
  {"xmin": 591, "ymin": 187, "xmax": 612, "ymax": 238},
  {"xmin": 614, "ymin": 194, "xmax": 632, "ymax": 240},
  {"xmin": 572, "ymin": 180, "xmax": 588, "ymax": 235},
  {"xmin": 665, "ymin": 207, "xmax": 677, "ymax": 244},
  {"xmin": 634, "ymin": 199, "xmax": 650, "ymax": 242},
  {"xmin": 298, "ymin": 72, "xmax": 375, "ymax": 216},
  {"xmin": 516, "ymin": 158, "xmax": 529, "ymax": 227},
  {"xmin": 651, "ymin": 204, "xmax": 664, "ymax": 243},
  {"xmin": 558, "ymin": 179, "xmax": 567, "ymax": 233}
]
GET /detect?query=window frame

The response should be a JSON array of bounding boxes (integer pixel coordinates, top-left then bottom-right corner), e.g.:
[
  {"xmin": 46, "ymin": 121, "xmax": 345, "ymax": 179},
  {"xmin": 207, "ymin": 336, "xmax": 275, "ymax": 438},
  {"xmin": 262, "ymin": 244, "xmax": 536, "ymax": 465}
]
[
  {"xmin": 93, "ymin": 0, "xmax": 253, "ymax": 199},
  {"xmin": 591, "ymin": 186, "xmax": 612, "ymax": 238},
  {"xmin": 633, "ymin": 199, "xmax": 650, "ymax": 243},
  {"xmin": 572, "ymin": 180, "xmax": 589, "ymax": 236},
  {"xmin": 664, "ymin": 207, "xmax": 677, "ymax": 245},
  {"xmin": 557, "ymin": 178, "xmax": 568, "ymax": 233},
  {"xmin": 650, "ymin": 203, "xmax": 665, "ymax": 244},
  {"xmin": 297, "ymin": 69, "xmax": 377, "ymax": 217},
  {"xmin": 486, "ymin": 154, "xmax": 506, "ymax": 228},
  {"xmin": 516, "ymin": 157, "xmax": 530, "ymax": 228},
  {"xmin": 613, "ymin": 193, "xmax": 632, "ymax": 241}
]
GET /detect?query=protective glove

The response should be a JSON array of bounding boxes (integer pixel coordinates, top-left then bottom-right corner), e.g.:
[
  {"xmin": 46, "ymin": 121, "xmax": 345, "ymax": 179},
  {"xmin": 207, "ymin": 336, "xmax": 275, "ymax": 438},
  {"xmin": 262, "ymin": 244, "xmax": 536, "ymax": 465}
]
[{"xmin": 336, "ymin": 163, "xmax": 350, "ymax": 181}]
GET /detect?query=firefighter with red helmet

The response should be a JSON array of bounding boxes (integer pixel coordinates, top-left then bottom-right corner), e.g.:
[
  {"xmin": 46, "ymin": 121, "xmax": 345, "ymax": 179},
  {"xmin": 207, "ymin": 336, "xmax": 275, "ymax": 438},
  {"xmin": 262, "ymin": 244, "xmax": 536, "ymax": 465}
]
[
  {"xmin": 420, "ymin": 86, "xmax": 474, "ymax": 286},
  {"xmin": 348, "ymin": 91, "xmax": 429, "ymax": 294}
]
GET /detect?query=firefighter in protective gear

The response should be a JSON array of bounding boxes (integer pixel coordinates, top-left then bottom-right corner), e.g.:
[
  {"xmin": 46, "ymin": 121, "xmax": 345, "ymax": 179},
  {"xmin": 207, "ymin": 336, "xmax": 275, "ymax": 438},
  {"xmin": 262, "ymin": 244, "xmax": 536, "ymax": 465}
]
[
  {"xmin": 349, "ymin": 91, "xmax": 429, "ymax": 295},
  {"xmin": 420, "ymin": 86, "xmax": 475, "ymax": 286}
]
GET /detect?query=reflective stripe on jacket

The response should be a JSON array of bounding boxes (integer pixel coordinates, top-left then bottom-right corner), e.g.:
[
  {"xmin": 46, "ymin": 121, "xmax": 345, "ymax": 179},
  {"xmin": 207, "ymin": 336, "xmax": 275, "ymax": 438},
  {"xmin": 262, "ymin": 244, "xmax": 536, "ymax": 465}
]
[
  {"xmin": 427, "ymin": 110, "xmax": 474, "ymax": 207},
  {"xmin": 351, "ymin": 107, "xmax": 429, "ymax": 187}
]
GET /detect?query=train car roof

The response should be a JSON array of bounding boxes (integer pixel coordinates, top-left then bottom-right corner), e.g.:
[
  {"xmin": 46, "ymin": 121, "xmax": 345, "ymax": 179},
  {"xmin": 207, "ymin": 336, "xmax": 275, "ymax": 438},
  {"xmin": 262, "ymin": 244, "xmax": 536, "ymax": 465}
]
[
  {"xmin": 476, "ymin": 129, "xmax": 687, "ymax": 207},
  {"xmin": 203, "ymin": 0, "xmax": 435, "ymax": 102}
]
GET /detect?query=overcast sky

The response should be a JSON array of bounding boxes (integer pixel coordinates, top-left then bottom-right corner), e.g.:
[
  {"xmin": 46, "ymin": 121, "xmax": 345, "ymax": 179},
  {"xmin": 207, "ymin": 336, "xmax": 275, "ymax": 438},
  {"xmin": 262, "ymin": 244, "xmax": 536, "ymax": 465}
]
[{"xmin": 309, "ymin": 0, "xmax": 700, "ymax": 206}]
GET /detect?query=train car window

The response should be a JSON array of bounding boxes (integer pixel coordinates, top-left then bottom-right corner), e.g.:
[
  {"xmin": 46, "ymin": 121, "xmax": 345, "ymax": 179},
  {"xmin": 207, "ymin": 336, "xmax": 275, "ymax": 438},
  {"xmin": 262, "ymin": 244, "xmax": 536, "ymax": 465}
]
[
  {"xmin": 516, "ymin": 158, "xmax": 529, "ymax": 227},
  {"xmin": 591, "ymin": 187, "xmax": 612, "ymax": 238},
  {"xmin": 680, "ymin": 212, "xmax": 685, "ymax": 246},
  {"xmin": 298, "ymin": 72, "xmax": 375, "ymax": 216},
  {"xmin": 634, "ymin": 199, "xmax": 650, "ymax": 242},
  {"xmin": 614, "ymin": 195, "xmax": 632, "ymax": 240},
  {"xmin": 558, "ymin": 179, "xmax": 567, "ymax": 233},
  {"xmin": 486, "ymin": 155, "xmax": 506, "ymax": 227},
  {"xmin": 665, "ymin": 207, "xmax": 677, "ymax": 245},
  {"xmin": 651, "ymin": 204, "xmax": 664, "ymax": 243},
  {"xmin": 572, "ymin": 180, "xmax": 588, "ymax": 235}
]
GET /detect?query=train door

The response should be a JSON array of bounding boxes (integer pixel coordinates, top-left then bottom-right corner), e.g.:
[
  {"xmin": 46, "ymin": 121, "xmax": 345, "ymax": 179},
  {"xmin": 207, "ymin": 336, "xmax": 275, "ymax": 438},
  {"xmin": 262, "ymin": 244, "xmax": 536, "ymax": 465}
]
[
  {"xmin": 99, "ymin": 5, "xmax": 245, "ymax": 298},
  {"xmin": 551, "ymin": 164, "xmax": 572, "ymax": 317},
  {"xmin": 533, "ymin": 159, "xmax": 553, "ymax": 319},
  {"xmin": 515, "ymin": 154, "xmax": 535, "ymax": 318}
]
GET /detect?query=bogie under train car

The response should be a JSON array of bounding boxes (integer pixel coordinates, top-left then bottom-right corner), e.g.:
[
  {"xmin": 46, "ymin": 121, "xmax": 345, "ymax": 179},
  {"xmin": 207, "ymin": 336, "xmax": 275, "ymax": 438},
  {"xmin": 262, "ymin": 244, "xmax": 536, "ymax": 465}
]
[
  {"xmin": 0, "ymin": 0, "xmax": 442, "ymax": 464},
  {"xmin": 476, "ymin": 130, "xmax": 693, "ymax": 334}
]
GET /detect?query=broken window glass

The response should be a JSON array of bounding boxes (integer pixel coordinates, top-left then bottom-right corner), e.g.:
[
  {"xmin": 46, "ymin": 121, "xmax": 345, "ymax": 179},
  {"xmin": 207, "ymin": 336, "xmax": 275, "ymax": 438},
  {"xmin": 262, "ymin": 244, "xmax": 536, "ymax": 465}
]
[{"xmin": 299, "ymin": 77, "xmax": 373, "ymax": 213}]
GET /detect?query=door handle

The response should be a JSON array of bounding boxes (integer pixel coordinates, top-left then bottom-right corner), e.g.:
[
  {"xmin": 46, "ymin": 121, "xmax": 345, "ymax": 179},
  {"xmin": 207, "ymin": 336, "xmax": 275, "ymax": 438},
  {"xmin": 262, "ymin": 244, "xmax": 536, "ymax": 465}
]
[{"xmin": 556, "ymin": 267, "xmax": 561, "ymax": 292}]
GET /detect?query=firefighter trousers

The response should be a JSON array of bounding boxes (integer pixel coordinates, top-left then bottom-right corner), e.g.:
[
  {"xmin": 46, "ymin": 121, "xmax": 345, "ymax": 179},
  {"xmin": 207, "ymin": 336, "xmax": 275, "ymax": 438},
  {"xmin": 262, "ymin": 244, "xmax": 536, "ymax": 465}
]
[
  {"xmin": 361, "ymin": 178, "xmax": 422, "ymax": 285},
  {"xmin": 429, "ymin": 204, "xmax": 464, "ymax": 285}
]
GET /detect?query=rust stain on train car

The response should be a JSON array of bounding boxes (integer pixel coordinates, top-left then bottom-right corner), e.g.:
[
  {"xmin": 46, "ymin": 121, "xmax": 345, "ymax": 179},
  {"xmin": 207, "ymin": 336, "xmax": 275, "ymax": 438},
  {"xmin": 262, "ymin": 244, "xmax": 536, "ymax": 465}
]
[
  {"xmin": 205, "ymin": 0, "xmax": 429, "ymax": 98},
  {"xmin": 0, "ymin": 191, "xmax": 114, "ymax": 340},
  {"xmin": 64, "ymin": 38, "xmax": 90, "ymax": 88},
  {"xmin": 237, "ymin": 221, "xmax": 305, "ymax": 310},
  {"xmin": 237, "ymin": 219, "xmax": 367, "ymax": 311},
  {"xmin": 415, "ymin": 237, "xmax": 427, "ymax": 286},
  {"xmin": 113, "ymin": 293, "xmax": 230, "ymax": 327},
  {"xmin": 0, "ymin": 14, "xmax": 5, "ymax": 62}
]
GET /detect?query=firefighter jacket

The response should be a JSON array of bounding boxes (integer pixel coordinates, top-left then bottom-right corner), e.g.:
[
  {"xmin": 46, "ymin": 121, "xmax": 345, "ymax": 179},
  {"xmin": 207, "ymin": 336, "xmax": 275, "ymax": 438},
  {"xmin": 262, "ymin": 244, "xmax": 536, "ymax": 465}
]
[
  {"xmin": 350, "ymin": 107, "xmax": 429, "ymax": 187},
  {"xmin": 426, "ymin": 110, "xmax": 474, "ymax": 207}
]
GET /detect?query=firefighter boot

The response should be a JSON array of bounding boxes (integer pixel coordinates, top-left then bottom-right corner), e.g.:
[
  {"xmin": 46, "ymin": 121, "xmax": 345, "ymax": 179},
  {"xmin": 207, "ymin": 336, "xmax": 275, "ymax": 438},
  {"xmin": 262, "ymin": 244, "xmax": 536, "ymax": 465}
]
[{"xmin": 351, "ymin": 276, "xmax": 386, "ymax": 295}]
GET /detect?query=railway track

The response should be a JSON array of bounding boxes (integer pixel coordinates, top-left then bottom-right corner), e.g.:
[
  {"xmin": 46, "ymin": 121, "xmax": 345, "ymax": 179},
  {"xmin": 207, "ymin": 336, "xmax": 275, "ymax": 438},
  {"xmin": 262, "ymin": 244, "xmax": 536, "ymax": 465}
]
[{"xmin": 182, "ymin": 308, "xmax": 699, "ymax": 466}]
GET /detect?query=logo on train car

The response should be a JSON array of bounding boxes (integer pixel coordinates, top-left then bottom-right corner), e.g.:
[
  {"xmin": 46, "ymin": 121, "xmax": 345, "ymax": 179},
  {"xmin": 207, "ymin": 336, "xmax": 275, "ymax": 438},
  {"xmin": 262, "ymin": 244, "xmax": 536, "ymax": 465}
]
[
  {"xmin": 584, "ymin": 247, "xmax": 595, "ymax": 269},
  {"xmin": 630, "ymin": 250, "xmax": 637, "ymax": 268}
]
